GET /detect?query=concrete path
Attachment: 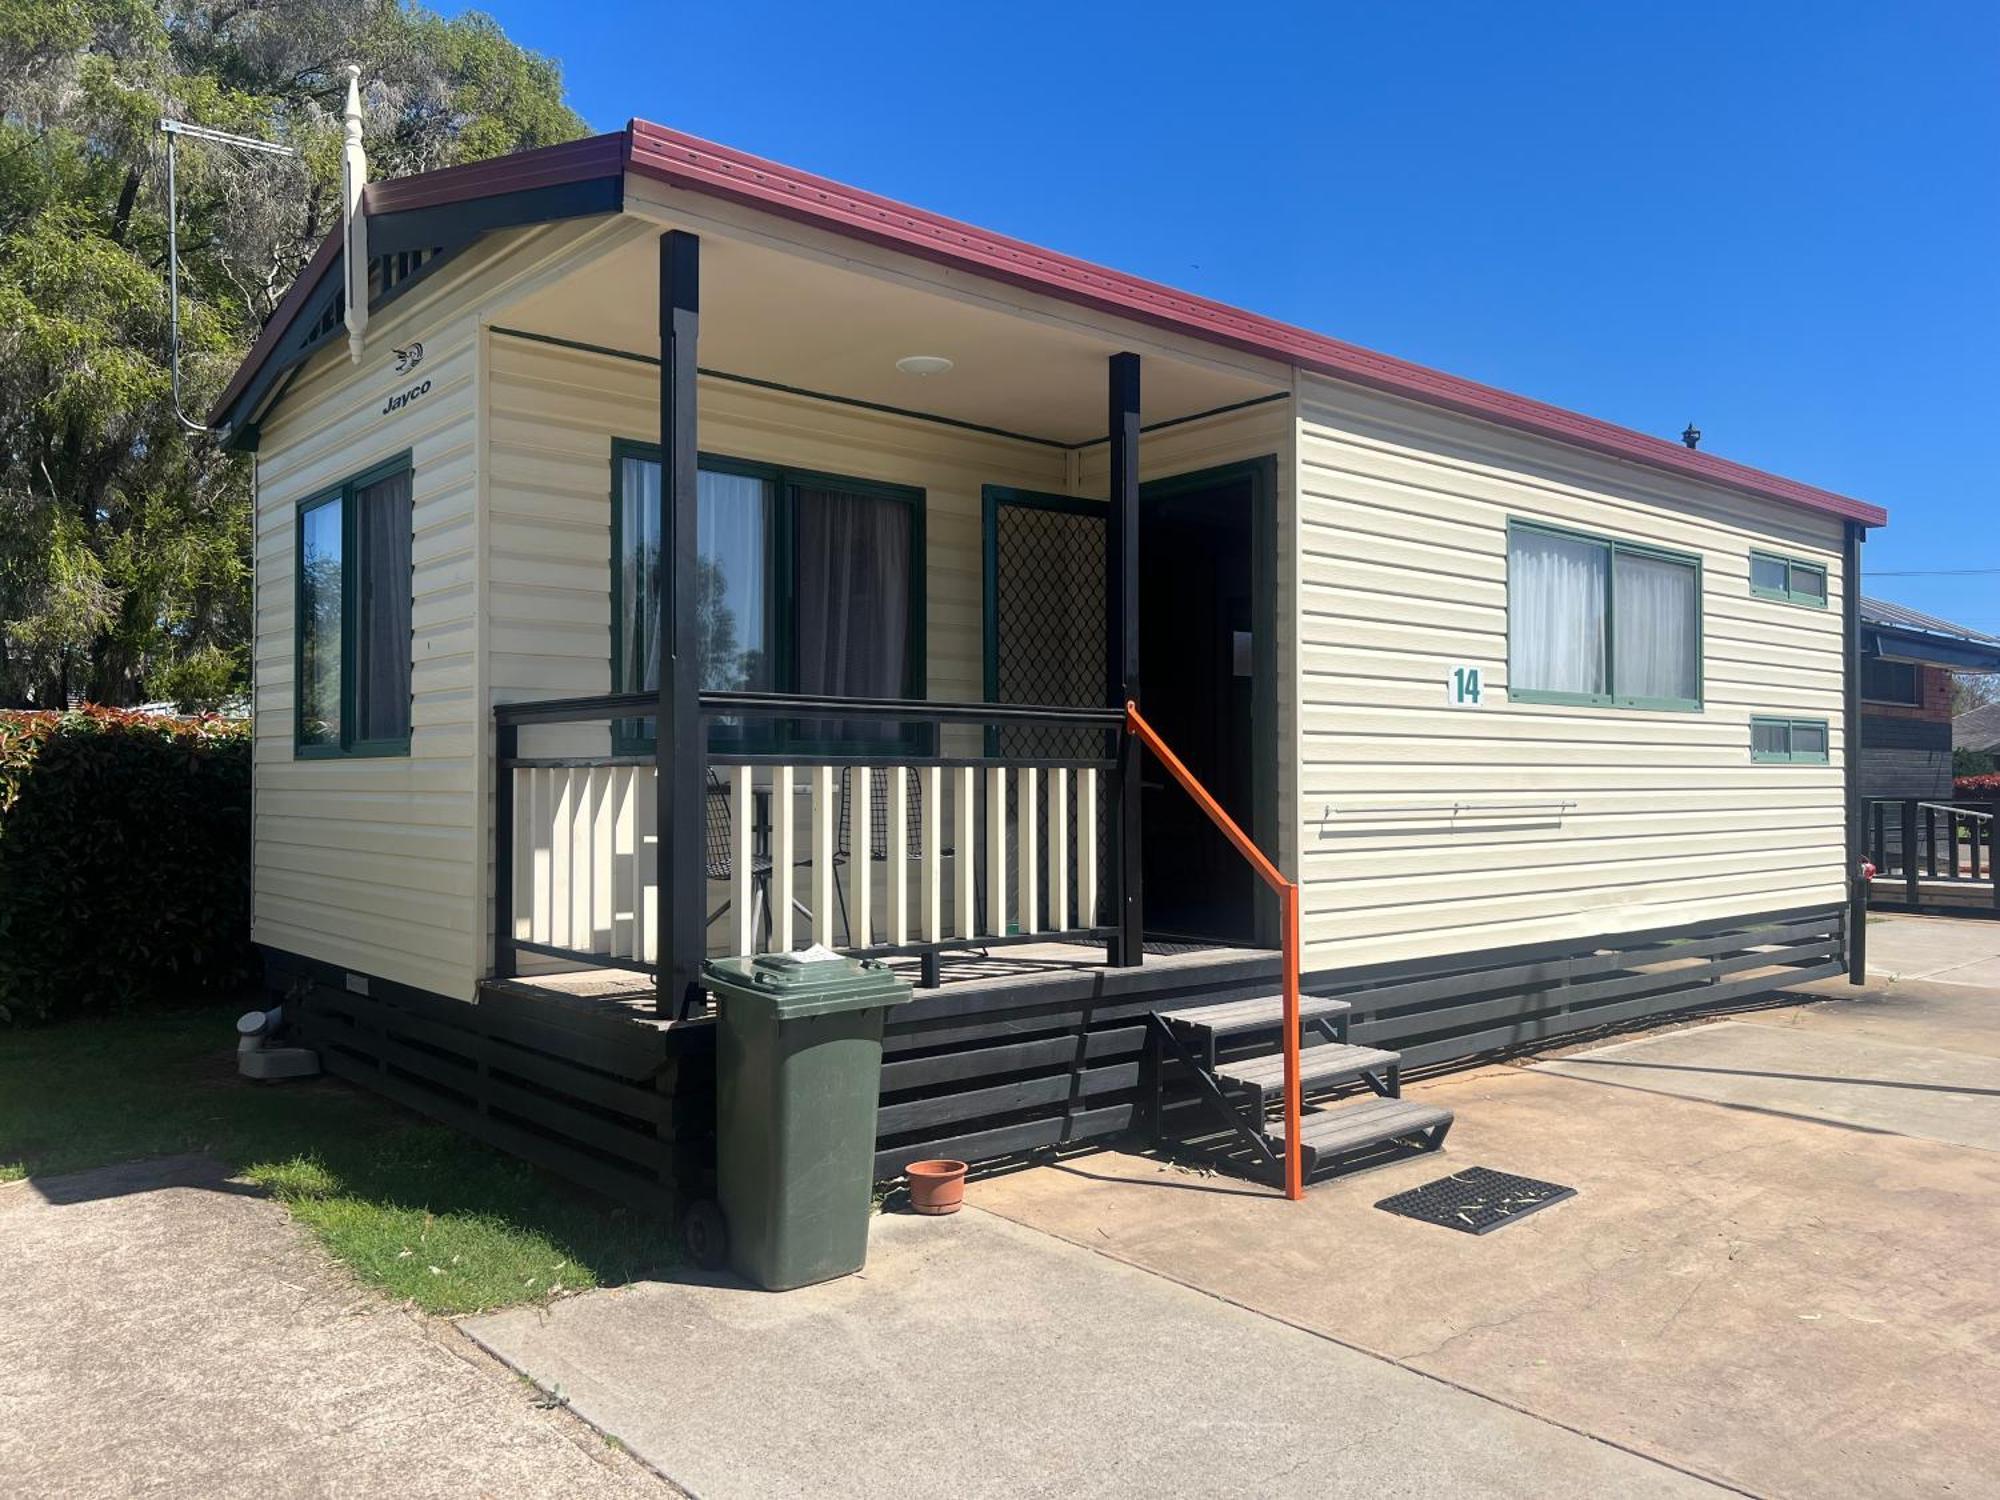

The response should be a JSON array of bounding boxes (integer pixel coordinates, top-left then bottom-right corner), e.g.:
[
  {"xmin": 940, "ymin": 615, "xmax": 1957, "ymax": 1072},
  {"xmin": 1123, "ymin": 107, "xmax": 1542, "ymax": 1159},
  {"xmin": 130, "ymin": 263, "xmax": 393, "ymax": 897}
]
[
  {"xmin": 464, "ymin": 1208, "xmax": 1723, "ymax": 1500},
  {"xmin": 970, "ymin": 953, "xmax": 2000, "ymax": 1500},
  {"xmin": 1534, "ymin": 1014, "xmax": 2000, "ymax": 1149},
  {"xmin": 1857, "ymin": 910, "xmax": 2000, "ymax": 987},
  {"xmin": 0, "ymin": 1156, "xmax": 667, "ymax": 1499}
]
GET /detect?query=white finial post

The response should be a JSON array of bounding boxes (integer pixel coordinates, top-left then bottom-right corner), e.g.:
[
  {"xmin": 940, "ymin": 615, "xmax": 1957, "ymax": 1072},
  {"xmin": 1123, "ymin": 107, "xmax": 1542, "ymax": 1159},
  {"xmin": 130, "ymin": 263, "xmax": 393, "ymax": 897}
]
[{"xmin": 341, "ymin": 64, "xmax": 369, "ymax": 363}]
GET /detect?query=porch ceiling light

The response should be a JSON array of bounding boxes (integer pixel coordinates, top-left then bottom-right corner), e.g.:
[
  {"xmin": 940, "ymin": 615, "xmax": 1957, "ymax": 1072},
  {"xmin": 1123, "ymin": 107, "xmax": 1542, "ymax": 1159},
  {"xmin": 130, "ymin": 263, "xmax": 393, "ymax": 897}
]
[{"xmin": 895, "ymin": 354, "xmax": 953, "ymax": 376}]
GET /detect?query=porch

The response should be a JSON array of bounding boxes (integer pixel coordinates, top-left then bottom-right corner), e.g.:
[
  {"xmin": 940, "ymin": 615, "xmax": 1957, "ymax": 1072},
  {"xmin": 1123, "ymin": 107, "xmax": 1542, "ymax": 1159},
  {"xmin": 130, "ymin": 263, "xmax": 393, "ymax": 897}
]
[{"xmin": 479, "ymin": 210, "xmax": 1295, "ymax": 1015}]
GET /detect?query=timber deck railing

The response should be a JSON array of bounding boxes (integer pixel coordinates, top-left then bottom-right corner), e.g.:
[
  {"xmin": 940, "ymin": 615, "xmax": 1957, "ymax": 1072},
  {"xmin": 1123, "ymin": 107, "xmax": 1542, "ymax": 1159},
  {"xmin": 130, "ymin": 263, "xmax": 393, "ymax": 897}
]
[
  {"xmin": 1866, "ymin": 796, "xmax": 2000, "ymax": 912},
  {"xmin": 492, "ymin": 690, "xmax": 1131, "ymax": 984}
]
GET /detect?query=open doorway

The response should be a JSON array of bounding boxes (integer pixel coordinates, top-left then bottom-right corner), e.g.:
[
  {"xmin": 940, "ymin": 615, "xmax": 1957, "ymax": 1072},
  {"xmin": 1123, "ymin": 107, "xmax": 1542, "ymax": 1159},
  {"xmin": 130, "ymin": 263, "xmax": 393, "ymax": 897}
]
[
  {"xmin": 1139, "ymin": 460, "xmax": 1275, "ymax": 945},
  {"xmin": 983, "ymin": 456, "xmax": 1278, "ymax": 949}
]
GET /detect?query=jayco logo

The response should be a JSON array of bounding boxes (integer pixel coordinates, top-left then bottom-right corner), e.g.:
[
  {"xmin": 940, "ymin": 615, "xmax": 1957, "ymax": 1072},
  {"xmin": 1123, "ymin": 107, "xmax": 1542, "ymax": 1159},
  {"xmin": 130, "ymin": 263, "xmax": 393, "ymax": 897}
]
[
  {"xmin": 394, "ymin": 341, "xmax": 424, "ymax": 374},
  {"xmin": 381, "ymin": 378, "xmax": 431, "ymax": 416}
]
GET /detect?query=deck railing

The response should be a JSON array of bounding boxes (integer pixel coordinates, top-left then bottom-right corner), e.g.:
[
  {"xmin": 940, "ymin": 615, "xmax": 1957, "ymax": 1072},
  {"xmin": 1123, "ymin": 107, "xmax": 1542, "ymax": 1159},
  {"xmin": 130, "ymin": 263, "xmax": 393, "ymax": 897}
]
[
  {"xmin": 492, "ymin": 690, "xmax": 1129, "ymax": 983},
  {"xmin": 1866, "ymin": 796, "xmax": 2000, "ymax": 912}
]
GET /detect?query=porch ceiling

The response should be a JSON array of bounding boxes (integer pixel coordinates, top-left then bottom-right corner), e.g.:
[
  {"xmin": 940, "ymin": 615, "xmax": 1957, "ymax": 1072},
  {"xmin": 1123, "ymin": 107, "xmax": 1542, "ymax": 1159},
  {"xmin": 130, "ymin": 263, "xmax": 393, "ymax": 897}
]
[{"xmin": 496, "ymin": 230, "xmax": 1283, "ymax": 447}]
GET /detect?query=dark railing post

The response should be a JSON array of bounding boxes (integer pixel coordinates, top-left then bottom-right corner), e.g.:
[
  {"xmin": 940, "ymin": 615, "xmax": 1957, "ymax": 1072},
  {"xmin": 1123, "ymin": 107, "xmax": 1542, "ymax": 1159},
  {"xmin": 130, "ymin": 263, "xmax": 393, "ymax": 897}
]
[
  {"xmin": 1924, "ymin": 804, "xmax": 1937, "ymax": 877},
  {"xmin": 1105, "ymin": 351, "xmax": 1143, "ymax": 967},
  {"xmin": 1901, "ymin": 799, "xmax": 1920, "ymax": 908},
  {"xmin": 658, "ymin": 229, "xmax": 703, "ymax": 1016},
  {"xmin": 1991, "ymin": 802, "xmax": 2000, "ymax": 910},
  {"xmin": 1842, "ymin": 518, "xmax": 1864, "ymax": 982},
  {"xmin": 493, "ymin": 718, "xmax": 517, "ymax": 979},
  {"xmin": 1950, "ymin": 809, "xmax": 1962, "ymax": 880}
]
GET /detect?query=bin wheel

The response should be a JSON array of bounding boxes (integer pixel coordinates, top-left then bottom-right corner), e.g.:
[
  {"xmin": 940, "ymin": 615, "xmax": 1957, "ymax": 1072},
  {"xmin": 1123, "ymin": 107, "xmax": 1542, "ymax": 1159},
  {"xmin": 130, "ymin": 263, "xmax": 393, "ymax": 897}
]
[{"xmin": 682, "ymin": 1198, "xmax": 728, "ymax": 1271}]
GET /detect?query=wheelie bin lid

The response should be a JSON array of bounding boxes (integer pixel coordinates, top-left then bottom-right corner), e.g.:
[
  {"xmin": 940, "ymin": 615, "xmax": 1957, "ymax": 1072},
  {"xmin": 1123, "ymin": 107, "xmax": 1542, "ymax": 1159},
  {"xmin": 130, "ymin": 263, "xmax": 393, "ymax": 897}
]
[{"xmin": 703, "ymin": 947, "xmax": 913, "ymax": 1020}]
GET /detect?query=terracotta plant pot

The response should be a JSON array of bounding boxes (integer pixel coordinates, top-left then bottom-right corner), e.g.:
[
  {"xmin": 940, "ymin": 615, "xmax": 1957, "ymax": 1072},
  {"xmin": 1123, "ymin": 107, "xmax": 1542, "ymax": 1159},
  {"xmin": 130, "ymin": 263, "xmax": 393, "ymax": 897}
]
[{"xmin": 904, "ymin": 1159, "xmax": 969, "ymax": 1216}]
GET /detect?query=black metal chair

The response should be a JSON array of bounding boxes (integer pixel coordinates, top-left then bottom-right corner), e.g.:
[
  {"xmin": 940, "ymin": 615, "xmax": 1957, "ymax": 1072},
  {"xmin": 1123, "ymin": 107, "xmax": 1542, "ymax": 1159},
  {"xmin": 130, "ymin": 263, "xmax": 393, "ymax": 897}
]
[
  {"xmin": 704, "ymin": 770, "xmax": 774, "ymax": 946},
  {"xmin": 831, "ymin": 766, "xmax": 956, "ymax": 946}
]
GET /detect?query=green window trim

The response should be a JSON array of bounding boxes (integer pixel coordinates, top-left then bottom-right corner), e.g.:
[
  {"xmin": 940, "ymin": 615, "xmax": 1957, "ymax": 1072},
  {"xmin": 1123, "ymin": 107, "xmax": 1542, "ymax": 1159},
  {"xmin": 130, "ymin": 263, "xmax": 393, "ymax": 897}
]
[
  {"xmin": 1505, "ymin": 518, "xmax": 1706, "ymax": 713},
  {"xmin": 1750, "ymin": 716, "xmax": 1830, "ymax": 764},
  {"xmin": 609, "ymin": 439, "xmax": 927, "ymax": 754},
  {"xmin": 293, "ymin": 452, "xmax": 414, "ymax": 760},
  {"xmin": 1748, "ymin": 549, "xmax": 1829, "ymax": 608}
]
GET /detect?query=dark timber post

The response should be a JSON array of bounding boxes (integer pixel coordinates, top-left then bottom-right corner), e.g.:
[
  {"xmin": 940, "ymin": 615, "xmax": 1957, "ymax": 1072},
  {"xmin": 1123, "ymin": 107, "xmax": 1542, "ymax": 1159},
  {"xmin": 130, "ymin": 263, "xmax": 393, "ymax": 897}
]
[
  {"xmin": 494, "ymin": 719, "xmax": 518, "ymax": 979},
  {"xmin": 1843, "ymin": 519, "xmax": 1866, "ymax": 983},
  {"xmin": 1901, "ymin": 800, "xmax": 1920, "ymax": 909},
  {"xmin": 1106, "ymin": 351, "xmax": 1143, "ymax": 967},
  {"xmin": 658, "ymin": 230, "xmax": 702, "ymax": 1016}
]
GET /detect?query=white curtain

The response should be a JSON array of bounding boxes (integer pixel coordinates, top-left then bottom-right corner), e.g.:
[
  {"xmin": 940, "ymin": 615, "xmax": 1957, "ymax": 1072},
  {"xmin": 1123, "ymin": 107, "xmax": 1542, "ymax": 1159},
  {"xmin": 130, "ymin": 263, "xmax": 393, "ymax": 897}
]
[
  {"xmin": 1509, "ymin": 530, "xmax": 1608, "ymax": 696},
  {"xmin": 1614, "ymin": 551, "xmax": 1698, "ymax": 702}
]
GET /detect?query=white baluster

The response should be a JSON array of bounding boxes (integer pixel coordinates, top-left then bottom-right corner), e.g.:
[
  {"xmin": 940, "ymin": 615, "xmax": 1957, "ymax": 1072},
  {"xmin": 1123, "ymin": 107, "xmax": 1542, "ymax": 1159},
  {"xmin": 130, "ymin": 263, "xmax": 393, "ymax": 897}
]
[
  {"xmin": 813, "ymin": 765, "xmax": 835, "ymax": 946},
  {"xmin": 955, "ymin": 766, "xmax": 976, "ymax": 938},
  {"xmin": 1079, "ymin": 767, "xmax": 1099, "ymax": 929},
  {"xmin": 607, "ymin": 766, "xmax": 631, "ymax": 957},
  {"xmin": 889, "ymin": 767, "xmax": 910, "ymax": 946},
  {"xmin": 636, "ymin": 765, "xmax": 657, "ymax": 966},
  {"xmin": 1016, "ymin": 766, "xmax": 1039, "ymax": 936},
  {"xmin": 922, "ymin": 764, "xmax": 942, "ymax": 944},
  {"xmin": 986, "ymin": 766, "xmax": 1008, "ymax": 939},
  {"xmin": 773, "ymin": 765, "xmax": 796, "ymax": 953},
  {"xmin": 848, "ymin": 767, "xmax": 872, "ymax": 949},
  {"xmin": 1050, "ymin": 767, "xmax": 1070, "ymax": 931},
  {"xmin": 590, "ymin": 765, "xmax": 614, "ymax": 953},
  {"xmin": 550, "ymin": 768, "xmax": 574, "ymax": 950},
  {"xmin": 731, "ymin": 764, "xmax": 755, "ymax": 956}
]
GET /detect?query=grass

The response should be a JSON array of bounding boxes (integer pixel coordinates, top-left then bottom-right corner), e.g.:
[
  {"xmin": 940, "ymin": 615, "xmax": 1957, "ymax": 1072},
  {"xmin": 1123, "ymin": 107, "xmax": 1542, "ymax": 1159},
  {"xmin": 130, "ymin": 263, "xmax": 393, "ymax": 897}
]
[{"xmin": 0, "ymin": 1004, "xmax": 677, "ymax": 1314}]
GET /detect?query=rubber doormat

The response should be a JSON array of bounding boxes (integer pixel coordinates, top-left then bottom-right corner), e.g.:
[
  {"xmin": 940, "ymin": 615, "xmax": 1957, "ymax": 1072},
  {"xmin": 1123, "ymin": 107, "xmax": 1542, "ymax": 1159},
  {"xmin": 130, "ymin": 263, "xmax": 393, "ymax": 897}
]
[{"xmin": 1375, "ymin": 1167, "xmax": 1576, "ymax": 1235}]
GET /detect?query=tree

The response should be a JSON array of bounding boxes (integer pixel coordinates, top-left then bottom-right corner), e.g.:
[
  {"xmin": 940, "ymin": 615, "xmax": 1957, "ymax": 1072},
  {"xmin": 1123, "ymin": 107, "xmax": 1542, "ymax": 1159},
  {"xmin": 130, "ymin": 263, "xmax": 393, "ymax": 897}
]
[
  {"xmin": 0, "ymin": 1, "xmax": 586, "ymax": 708},
  {"xmin": 1951, "ymin": 672, "xmax": 2000, "ymax": 717}
]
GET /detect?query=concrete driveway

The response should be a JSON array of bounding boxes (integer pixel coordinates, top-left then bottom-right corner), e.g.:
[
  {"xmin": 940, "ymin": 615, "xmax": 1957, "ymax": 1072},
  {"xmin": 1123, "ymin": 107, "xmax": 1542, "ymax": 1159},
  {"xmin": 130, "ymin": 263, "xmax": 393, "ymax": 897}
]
[{"xmin": 465, "ymin": 915, "xmax": 2000, "ymax": 1499}]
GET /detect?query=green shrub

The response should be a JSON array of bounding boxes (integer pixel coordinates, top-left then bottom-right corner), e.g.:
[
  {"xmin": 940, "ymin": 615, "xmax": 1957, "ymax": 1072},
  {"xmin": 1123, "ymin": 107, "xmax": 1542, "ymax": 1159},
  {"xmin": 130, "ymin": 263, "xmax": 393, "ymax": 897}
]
[
  {"xmin": 0, "ymin": 707, "xmax": 252, "ymax": 1024},
  {"xmin": 1954, "ymin": 748, "xmax": 1996, "ymax": 779}
]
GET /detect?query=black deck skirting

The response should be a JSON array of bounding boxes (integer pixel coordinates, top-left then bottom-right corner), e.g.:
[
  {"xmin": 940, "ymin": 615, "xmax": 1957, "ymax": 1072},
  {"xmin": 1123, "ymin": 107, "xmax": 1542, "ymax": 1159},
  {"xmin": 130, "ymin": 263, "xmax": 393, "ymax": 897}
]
[{"xmin": 260, "ymin": 903, "xmax": 1845, "ymax": 1208}]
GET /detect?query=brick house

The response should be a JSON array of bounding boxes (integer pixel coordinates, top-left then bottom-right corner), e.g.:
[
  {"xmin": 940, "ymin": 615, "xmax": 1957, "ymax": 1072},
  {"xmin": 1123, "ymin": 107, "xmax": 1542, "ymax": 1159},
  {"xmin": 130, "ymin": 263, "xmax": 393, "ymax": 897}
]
[{"xmin": 1858, "ymin": 597, "xmax": 2000, "ymax": 802}]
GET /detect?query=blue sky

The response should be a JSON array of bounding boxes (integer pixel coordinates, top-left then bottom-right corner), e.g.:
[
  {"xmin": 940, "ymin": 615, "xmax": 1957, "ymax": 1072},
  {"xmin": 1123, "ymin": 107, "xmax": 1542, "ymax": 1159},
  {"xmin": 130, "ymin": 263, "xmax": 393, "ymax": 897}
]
[{"xmin": 467, "ymin": 1, "xmax": 1998, "ymax": 631}]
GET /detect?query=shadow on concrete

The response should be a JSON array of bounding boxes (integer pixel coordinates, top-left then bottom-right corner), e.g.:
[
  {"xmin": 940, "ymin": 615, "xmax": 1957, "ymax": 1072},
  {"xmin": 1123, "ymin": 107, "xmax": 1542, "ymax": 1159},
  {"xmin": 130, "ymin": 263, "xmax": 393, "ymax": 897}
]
[{"xmin": 1554, "ymin": 1056, "xmax": 2000, "ymax": 1097}]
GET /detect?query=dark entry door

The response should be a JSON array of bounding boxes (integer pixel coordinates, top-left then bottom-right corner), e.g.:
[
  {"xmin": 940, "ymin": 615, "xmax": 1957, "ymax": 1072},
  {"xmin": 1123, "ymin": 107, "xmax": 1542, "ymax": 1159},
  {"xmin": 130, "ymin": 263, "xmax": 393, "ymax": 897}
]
[
  {"xmin": 985, "ymin": 463, "xmax": 1271, "ymax": 947},
  {"xmin": 1138, "ymin": 470, "xmax": 1259, "ymax": 943}
]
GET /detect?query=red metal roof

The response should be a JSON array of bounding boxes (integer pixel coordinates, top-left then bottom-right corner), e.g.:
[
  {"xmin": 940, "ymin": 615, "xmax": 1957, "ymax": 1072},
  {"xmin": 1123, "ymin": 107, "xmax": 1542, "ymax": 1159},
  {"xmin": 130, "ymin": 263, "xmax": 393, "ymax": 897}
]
[{"xmin": 217, "ymin": 121, "xmax": 1887, "ymax": 528}]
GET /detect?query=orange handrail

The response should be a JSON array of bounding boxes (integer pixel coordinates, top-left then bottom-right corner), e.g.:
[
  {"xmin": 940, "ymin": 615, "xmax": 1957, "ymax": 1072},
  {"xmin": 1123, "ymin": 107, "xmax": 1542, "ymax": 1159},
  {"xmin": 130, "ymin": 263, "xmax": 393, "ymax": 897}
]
[{"xmin": 1124, "ymin": 701, "xmax": 1303, "ymax": 1200}]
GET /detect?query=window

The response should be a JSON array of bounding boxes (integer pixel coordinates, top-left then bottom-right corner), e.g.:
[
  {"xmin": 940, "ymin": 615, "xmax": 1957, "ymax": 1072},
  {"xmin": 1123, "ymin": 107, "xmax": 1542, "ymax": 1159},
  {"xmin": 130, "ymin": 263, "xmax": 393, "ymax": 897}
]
[
  {"xmin": 1507, "ymin": 521, "xmax": 1702, "ymax": 710},
  {"xmin": 611, "ymin": 442, "xmax": 923, "ymax": 749},
  {"xmin": 1749, "ymin": 549, "xmax": 1827, "ymax": 608},
  {"xmin": 296, "ymin": 455, "xmax": 413, "ymax": 757},
  {"xmin": 1751, "ymin": 716, "xmax": 1830, "ymax": 763},
  {"xmin": 1861, "ymin": 656, "xmax": 1921, "ymax": 706}
]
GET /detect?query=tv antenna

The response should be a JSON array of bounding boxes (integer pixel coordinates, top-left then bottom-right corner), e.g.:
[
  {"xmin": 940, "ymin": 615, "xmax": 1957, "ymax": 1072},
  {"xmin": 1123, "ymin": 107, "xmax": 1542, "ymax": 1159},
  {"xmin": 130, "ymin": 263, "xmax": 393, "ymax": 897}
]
[{"xmin": 157, "ymin": 117, "xmax": 296, "ymax": 433}]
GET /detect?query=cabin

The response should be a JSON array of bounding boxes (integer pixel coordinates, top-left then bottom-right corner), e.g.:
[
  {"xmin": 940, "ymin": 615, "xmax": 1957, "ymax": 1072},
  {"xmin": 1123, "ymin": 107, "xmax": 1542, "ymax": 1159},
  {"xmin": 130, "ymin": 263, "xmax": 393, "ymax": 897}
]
[{"xmin": 219, "ymin": 109, "xmax": 1887, "ymax": 1202}]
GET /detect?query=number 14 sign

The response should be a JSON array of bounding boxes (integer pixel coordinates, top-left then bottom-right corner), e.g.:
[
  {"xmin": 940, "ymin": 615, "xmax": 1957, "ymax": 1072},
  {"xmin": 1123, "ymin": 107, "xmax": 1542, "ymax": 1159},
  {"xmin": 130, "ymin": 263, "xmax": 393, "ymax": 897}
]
[{"xmin": 1446, "ymin": 664, "xmax": 1485, "ymax": 708}]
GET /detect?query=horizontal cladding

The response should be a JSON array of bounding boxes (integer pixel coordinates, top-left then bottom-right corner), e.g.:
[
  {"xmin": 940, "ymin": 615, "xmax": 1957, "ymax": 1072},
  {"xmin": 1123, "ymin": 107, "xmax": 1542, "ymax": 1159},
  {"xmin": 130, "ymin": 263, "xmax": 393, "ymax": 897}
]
[
  {"xmin": 1293, "ymin": 375, "xmax": 1848, "ymax": 970},
  {"xmin": 251, "ymin": 222, "xmax": 614, "ymax": 1001}
]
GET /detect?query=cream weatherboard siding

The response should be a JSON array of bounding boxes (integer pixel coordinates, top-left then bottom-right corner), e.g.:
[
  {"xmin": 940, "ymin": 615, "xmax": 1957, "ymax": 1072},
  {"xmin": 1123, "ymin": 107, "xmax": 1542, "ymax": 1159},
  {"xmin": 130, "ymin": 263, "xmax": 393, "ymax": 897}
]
[
  {"xmin": 252, "ymin": 222, "xmax": 621, "ymax": 1001},
  {"xmin": 478, "ymin": 327, "xmax": 1075, "ymax": 960},
  {"xmin": 1292, "ymin": 374, "xmax": 1847, "ymax": 973}
]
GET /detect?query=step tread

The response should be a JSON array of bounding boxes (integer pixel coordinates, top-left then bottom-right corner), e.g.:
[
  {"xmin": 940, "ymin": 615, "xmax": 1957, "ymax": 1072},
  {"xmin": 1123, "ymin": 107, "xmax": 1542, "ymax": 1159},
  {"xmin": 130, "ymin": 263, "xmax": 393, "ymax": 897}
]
[
  {"xmin": 1157, "ymin": 992, "xmax": 1351, "ymax": 1034},
  {"xmin": 1213, "ymin": 1044, "xmax": 1399, "ymax": 1091},
  {"xmin": 1263, "ymin": 1097, "xmax": 1453, "ymax": 1155}
]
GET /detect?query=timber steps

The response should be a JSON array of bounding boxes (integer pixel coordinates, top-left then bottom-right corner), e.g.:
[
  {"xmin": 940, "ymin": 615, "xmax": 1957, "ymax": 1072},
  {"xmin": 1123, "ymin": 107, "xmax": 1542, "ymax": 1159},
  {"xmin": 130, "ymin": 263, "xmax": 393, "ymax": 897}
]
[{"xmin": 1151, "ymin": 991, "xmax": 1452, "ymax": 1185}]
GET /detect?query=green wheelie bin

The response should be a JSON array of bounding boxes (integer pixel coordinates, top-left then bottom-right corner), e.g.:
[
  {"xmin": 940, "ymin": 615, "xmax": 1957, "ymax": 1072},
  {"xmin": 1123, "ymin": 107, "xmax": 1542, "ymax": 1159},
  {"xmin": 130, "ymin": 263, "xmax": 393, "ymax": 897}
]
[{"xmin": 703, "ymin": 949, "xmax": 913, "ymax": 1291}]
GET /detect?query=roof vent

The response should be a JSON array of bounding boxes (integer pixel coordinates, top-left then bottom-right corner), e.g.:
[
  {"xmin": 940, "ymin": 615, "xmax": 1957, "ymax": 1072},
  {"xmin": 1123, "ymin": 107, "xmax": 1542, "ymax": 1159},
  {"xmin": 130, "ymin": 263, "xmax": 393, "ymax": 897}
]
[{"xmin": 1681, "ymin": 422, "xmax": 1702, "ymax": 450}]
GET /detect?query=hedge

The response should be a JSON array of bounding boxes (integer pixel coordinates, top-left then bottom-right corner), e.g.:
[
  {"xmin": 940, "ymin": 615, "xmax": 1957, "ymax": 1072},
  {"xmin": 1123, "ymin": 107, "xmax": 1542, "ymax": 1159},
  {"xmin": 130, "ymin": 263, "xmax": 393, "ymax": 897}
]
[
  {"xmin": 0, "ymin": 708, "xmax": 252, "ymax": 1024},
  {"xmin": 1955, "ymin": 773, "xmax": 2000, "ymax": 798}
]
